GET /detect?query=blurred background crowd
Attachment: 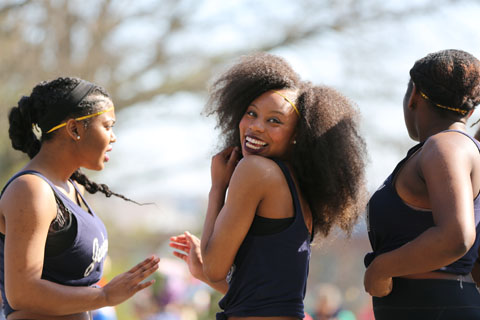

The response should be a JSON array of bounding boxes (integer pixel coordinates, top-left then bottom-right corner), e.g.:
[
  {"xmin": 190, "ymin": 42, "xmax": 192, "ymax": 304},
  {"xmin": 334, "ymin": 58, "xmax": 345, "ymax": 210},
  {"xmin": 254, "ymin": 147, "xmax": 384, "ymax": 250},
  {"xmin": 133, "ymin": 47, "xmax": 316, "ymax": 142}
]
[{"xmin": 2, "ymin": 0, "xmax": 480, "ymax": 319}]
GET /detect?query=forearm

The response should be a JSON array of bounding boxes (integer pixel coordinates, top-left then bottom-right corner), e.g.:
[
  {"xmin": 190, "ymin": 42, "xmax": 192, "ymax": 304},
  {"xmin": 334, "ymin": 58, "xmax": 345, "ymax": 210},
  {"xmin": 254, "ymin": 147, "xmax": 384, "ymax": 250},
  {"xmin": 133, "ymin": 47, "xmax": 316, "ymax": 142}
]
[
  {"xmin": 201, "ymin": 187, "xmax": 226, "ymax": 256},
  {"xmin": 203, "ymin": 278, "xmax": 229, "ymax": 294},
  {"xmin": 371, "ymin": 226, "xmax": 469, "ymax": 278},
  {"xmin": 8, "ymin": 279, "xmax": 106, "ymax": 315}
]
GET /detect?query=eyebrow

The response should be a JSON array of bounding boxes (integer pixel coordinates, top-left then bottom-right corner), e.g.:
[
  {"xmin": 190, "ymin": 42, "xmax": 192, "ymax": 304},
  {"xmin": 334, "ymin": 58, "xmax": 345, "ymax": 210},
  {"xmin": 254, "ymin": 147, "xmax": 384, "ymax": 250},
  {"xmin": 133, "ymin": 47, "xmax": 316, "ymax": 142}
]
[{"xmin": 249, "ymin": 103, "xmax": 286, "ymax": 116}]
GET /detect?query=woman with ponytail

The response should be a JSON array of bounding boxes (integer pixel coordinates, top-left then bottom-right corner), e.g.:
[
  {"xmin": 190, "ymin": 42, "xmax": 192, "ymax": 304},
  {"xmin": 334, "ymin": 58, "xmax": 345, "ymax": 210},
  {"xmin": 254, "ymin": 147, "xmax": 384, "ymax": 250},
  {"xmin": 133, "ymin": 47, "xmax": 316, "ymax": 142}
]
[
  {"xmin": 364, "ymin": 50, "xmax": 480, "ymax": 319},
  {"xmin": 0, "ymin": 77, "xmax": 159, "ymax": 320}
]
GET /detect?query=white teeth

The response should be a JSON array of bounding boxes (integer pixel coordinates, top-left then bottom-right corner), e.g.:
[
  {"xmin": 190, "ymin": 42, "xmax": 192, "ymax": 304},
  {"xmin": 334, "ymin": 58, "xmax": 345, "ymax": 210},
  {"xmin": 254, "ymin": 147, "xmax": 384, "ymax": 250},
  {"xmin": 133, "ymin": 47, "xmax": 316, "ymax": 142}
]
[
  {"xmin": 246, "ymin": 141, "xmax": 262, "ymax": 150},
  {"xmin": 246, "ymin": 136, "xmax": 267, "ymax": 146}
]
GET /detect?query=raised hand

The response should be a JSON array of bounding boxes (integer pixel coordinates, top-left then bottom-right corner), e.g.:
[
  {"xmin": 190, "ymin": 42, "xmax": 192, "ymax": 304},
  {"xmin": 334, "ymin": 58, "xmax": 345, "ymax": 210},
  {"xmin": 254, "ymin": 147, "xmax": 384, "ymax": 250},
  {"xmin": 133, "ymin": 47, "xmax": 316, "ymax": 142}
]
[
  {"xmin": 102, "ymin": 256, "xmax": 160, "ymax": 306},
  {"xmin": 170, "ymin": 231, "xmax": 206, "ymax": 282},
  {"xmin": 211, "ymin": 146, "xmax": 241, "ymax": 191}
]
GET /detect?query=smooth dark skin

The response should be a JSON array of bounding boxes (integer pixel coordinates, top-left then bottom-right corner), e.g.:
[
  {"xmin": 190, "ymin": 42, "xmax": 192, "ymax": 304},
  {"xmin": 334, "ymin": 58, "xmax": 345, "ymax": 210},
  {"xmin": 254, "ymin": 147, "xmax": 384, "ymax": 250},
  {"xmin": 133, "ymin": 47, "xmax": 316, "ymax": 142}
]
[
  {"xmin": 0, "ymin": 100, "xmax": 160, "ymax": 320},
  {"xmin": 171, "ymin": 90, "xmax": 312, "ymax": 320},
  {"xmin": 364, "ymin": 83, "xmax": 480, "ymax": 297}
]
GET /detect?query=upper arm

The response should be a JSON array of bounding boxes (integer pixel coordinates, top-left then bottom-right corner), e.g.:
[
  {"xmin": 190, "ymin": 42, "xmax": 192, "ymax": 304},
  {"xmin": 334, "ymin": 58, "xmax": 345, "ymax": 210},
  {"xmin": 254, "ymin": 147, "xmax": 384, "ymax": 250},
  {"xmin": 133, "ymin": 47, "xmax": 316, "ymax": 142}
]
[
  {"xmin": 2, "ymin": 176, "xmax": 57, "ymax": 303},
  {"xmin": 419, "ymin": 135, "xmax": 477, "ymax": 246},
  {"xmin": 204, "ymin": 156, "xmax": 280, "ymax": 280}
]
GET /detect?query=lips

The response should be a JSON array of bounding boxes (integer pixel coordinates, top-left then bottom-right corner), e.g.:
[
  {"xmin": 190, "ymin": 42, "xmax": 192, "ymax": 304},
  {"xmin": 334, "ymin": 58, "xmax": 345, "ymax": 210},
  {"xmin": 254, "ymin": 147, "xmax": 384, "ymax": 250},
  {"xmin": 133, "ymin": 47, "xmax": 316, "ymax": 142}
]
[
  {"xmin": 244, "ymin": 135, "xmax": 268, "ymax": 153},
  {"xmin": 104, "ymin": 145, "xmax": 113, "ymax": 162}
]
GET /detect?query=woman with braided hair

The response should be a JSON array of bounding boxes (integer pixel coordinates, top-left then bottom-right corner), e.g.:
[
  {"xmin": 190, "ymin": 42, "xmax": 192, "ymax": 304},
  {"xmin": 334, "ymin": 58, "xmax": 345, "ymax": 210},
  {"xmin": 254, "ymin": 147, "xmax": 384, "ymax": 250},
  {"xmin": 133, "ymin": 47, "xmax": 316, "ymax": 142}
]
[
  {"xmin": 0, "ymin": 77, "xmax": 159, "ymax": 320},
  {"xmin": 364, "ymin": 49, "xmax": 480, "ymax": 319},
  {"xmin": 170, "ymin": 52, "xmax": 367, "ymax": 319}
]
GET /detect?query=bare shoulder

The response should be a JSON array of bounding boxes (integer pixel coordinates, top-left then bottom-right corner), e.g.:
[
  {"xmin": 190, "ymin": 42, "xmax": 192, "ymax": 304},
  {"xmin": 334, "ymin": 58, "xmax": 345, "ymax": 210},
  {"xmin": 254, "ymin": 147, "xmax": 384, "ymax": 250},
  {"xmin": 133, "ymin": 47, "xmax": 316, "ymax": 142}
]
[
  {"xmin": 419, "ymin": 132, "xmax": 479, "ymax": 174},
  {"xmin": 423, "ymin": 131, "xmax": 478, "ymax": 160},
  {"xmin": 1, "ymin": 174, "xmax": 57, "ymax": 220},
  {"xmin": 233, "ymin": 155, "xmax": 285, "ymax": 184}
]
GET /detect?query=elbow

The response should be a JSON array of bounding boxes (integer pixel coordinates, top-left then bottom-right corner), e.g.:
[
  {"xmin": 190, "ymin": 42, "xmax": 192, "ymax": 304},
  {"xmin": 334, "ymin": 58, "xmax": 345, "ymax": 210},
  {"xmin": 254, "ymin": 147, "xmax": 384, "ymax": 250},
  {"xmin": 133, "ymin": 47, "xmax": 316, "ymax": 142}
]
[
  {"xmin": 7, "ymin": 288, "xmax": 31, "ymax": 311},
  {"xmin": 447, "ymin": 230, "xmax": 475, "ymax": 258},
  {"xmin": 203, "ymin": 263, "xmax": 228, "ymax": 283},
  {"xmin": 6, "ymin": 287, "xmax": 60, "ymax": 315}
]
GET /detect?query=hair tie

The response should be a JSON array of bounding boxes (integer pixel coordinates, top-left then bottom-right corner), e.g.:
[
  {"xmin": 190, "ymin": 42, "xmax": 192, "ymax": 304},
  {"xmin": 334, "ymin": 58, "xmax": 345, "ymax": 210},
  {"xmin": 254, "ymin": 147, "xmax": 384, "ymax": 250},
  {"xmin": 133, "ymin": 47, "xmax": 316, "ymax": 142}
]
[
  {"xmin": 38, "ymin": 80, "xmax": 96, "ymax": 133},
  {"xmin": 418, "ymin": 90, "xmax": 468, "ymax": 115},
  {"xmin": 272, "ymin": 90, "xmax": 300, "ymax": 117}
]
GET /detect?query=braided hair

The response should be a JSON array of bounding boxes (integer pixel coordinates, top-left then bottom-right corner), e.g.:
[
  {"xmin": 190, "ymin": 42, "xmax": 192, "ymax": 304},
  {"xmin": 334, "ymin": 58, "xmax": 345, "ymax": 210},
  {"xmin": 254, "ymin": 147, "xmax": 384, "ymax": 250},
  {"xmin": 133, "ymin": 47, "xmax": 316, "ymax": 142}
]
[
  {"xmin": 8, "ymin": 77, "xmax": 138, "ymax": 203},
  {"xmin": 410, "ymin": 49, "xmax": 480, "ymax": 116}
]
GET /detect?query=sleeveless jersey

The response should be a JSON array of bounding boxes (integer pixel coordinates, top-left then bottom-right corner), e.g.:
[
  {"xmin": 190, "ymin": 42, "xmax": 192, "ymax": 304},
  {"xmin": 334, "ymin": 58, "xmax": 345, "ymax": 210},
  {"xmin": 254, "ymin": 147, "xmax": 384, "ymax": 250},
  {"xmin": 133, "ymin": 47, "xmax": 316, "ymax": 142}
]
[
  {"xmin": 365, "ymin": 130, "xmax": 480, "ymax": 275},
  {"xmin": 0, "ymin": 170, "xmax": 108, "ymax": 316},
  {"xmin": 217, "ymin": 159, "xmax": 311, "ymax": 319}
]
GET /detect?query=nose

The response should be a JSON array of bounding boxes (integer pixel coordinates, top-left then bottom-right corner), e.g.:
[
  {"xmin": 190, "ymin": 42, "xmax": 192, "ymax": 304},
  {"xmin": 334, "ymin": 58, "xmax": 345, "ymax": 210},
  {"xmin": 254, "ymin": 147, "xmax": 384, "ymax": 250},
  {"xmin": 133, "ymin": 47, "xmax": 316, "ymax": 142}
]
[
  {"xmin": 110, "ymin": 130, "xmax": 117, "ymax": 143},
  {"xmin": 249, "ymin": 118, "xmax": 265, "ymax": 133}
]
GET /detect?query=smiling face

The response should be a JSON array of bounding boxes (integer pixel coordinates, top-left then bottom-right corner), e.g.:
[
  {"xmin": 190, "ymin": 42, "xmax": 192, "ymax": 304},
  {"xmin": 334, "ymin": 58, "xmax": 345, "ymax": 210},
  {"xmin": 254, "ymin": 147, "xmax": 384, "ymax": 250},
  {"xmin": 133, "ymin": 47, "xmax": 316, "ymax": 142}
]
[
  {"xmin": 77, "ymin": 99, "xmax": 116, "ymax": 171},
  {"xmin": 239, "ymin": 90, "xmax": 299, "ymax": 159}
]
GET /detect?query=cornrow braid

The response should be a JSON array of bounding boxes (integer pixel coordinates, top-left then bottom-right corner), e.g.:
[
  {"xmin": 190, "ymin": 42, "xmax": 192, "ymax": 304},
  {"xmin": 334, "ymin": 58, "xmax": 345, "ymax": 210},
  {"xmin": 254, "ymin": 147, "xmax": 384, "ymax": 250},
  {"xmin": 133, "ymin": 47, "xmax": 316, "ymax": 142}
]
[{"xmin": 8, "ymin": 76, "xmax": 145, "ymax": 205}]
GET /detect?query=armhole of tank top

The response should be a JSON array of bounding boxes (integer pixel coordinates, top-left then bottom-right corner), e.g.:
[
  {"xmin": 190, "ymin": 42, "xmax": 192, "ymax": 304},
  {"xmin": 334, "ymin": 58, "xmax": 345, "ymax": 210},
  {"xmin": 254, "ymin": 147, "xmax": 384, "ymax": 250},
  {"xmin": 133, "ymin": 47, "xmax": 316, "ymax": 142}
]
[
  {"xmin": 70, "ymin": 180, "xmax": 94, "ymax": 215},
  {"xmin": 271, "ymin": 159, "xmax": 308, "ymax": 230},
  {"xmin": 391, "ymin": 144, "xmax": 423, "ymax": 191},
  {"xmin": 0, "ymin": 170, "xmax": 75, "ymax": 239},
  {"xmin": 436, "ymin": 130, "xmax": 480, "ymax": 200}
]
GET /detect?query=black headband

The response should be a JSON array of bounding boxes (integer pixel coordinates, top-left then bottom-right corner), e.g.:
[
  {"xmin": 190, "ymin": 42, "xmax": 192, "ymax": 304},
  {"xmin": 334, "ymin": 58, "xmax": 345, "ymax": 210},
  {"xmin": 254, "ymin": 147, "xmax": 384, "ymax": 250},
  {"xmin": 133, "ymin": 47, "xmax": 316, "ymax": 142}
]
[{"xmin": 38, "ymin": 80, "xmax": 96, "ymax": 133}]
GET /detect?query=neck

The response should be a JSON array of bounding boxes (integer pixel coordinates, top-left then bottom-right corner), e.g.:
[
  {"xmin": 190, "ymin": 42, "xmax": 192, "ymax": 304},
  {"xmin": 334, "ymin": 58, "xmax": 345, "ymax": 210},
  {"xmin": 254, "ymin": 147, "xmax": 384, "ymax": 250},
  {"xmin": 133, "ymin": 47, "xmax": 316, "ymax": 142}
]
[
  {"xmin": 417, "ymin": 119, "xmax": 467, "ymax": 142},
  {"xmin": 26, "ymin": 139, "xmax": 80, "ymax": 184}
]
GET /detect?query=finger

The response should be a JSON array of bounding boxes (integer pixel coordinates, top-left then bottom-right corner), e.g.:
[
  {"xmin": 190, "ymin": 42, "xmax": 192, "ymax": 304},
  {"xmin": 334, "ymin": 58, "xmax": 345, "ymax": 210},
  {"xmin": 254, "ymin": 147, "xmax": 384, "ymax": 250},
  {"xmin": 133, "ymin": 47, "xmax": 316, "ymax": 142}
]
[
  {"xmin": 170, "ymin": 239, "xmax": 188, "ymax": 247},
  {"xmin": 133, "ymin": 279, "xmax": 156, "ymax": 293},
  {"xmin": 134, "ymin": 261, "xmax": 160, "ymax": 282},
  {"xmin": 130, "ymin": 256, "xmax": 160, "ymax": 277},
  {"xmin": 228, "ymin": 147, "xmax": 241, "ymax": 165},
  {"xmin": 173, "ymin": 251, "xmax": 188, "ymax": 261},
  {"xmin": 170, "ymin": 235, "xmax": 187, "ymax": 242},
  {"xmin": 169, "ymin": 242, "xmax": 190, "ymax": 252},
  {"xmin": 184, "ymin": 231, "xmax": 200, "ymax": 244},
  {"xmin": 170, "ymin": 239, "xmax": 187, "ymax": 246},
  {"xmin": 216, "ymin": 146, "xmax": 236, "ymax": 161},
  {"xmin": 128, "ymin": 256, "xmax": 157, "ymax": 274},
  {"xmin": 221, "ymin": 146, "xmax": 235, "ymax": 156},
  {"xmin": 184, "ymin": 231, "xmax": 195, "ymax": 242}
]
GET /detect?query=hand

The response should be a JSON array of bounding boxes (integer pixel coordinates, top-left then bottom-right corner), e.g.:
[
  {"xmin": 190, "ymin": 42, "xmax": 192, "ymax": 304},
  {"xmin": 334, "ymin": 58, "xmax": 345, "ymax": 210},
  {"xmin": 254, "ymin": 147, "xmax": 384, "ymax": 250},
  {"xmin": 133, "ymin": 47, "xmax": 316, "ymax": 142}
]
[
  {"xmin": 211, "ymin": 146, "xmax": 241, "ymax": 190},
  {"xmin": 102, "ymin": 256, "xmax": 160, "ymax": 306},
  {"xmin": 364, "ymin": 261, "xmax": 393, "ymax": 297},
  {"xmin": 170, "ymin": 231, "xmax": 206, "ymax": 281}
]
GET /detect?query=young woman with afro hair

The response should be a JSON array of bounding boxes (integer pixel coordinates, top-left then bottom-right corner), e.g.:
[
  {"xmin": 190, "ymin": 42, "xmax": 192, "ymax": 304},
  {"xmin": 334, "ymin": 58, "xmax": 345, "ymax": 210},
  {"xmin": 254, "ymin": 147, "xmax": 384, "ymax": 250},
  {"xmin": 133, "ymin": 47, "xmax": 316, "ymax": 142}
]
[{"xmin": 170, "ymin": 52, "xmax": 368, "ymax": 319}]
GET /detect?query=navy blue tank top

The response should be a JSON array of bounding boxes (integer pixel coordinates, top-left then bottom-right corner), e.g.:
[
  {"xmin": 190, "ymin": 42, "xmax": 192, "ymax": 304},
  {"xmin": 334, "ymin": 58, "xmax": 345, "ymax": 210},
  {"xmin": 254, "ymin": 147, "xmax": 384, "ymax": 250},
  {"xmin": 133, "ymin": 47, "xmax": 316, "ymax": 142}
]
[
  {"xmin": 217, "ymin": 159, "xmax": 311, "ymax": 319},
  {"xmin": 365, "ymin": 130, "xmax": 480, "ymax": 275},
  {"xmin": 0, "ymin": 171, "xmax": 108, "ymax": 316}
]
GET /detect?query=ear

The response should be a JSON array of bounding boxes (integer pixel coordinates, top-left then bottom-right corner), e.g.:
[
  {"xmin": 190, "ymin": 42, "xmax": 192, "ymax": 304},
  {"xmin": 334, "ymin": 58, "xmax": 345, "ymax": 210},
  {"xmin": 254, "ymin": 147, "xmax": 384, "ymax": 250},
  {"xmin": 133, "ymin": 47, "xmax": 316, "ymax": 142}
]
[
  {"xmin": 65, "ymin": 119, "xmax": 81, "ymax": 141},
  {"xmin": 291, "ymin": 134, "xmax": 297, "ymax": 145},
  {"xmin": 407, "ymin": 83, "xmax": 418, "ymax": 110}
]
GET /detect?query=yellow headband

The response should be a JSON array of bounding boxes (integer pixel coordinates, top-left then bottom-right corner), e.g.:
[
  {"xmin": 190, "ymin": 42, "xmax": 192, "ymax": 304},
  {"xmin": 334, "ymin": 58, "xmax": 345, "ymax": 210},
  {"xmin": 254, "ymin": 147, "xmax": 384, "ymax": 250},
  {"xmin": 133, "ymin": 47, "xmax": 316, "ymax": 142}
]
[
  {"xmin": 46, "ymin": 106, "xmax": 115, "ymax": 133},
  {"xmin": 272, "ymin": 90, "xmax": 300, "ymax": 117},
  {"xmin": 418, "ymin": 90, "xmax": 468, "ymax": 116}
]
